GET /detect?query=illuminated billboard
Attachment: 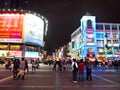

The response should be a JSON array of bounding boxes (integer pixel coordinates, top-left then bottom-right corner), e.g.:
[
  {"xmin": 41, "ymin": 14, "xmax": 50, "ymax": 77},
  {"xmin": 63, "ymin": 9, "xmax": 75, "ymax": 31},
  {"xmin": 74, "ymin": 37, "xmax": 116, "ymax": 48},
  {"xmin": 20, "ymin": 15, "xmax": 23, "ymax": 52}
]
[
  {"xmin": 0, "ymin": 13, "xmax": 24, "ymax": 43},
  {"xmin": 0, "ymin": 12, "xmax": 46, "ymax": 46},
  {"xmin": 24, "ymin": 13, "xmax": 44, "ymax": 46}
]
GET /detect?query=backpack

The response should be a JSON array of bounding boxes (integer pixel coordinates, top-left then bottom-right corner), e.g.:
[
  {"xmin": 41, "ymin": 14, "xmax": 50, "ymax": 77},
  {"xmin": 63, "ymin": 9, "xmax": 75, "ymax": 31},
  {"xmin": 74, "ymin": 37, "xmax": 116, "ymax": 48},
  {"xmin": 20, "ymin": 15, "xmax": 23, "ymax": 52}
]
[{"xmin": 73, "ymin": 63, "xmax": 78, "ymax": 71}]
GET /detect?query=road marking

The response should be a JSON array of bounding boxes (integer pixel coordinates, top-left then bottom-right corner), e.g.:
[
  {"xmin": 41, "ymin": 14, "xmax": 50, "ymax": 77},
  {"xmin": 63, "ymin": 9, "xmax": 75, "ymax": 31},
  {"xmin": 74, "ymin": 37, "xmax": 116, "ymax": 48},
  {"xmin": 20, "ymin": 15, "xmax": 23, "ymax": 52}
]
[
  {"xmin": 92, "ymin": 74, "xmax": 117, "ymax": 84},
  {"xmin": 0, "ymin": 75, "xmax": 12, "ymax": 84},
  {"xmin": 56, "ymin": 71, "xmax": 61, "ymax": 90}
]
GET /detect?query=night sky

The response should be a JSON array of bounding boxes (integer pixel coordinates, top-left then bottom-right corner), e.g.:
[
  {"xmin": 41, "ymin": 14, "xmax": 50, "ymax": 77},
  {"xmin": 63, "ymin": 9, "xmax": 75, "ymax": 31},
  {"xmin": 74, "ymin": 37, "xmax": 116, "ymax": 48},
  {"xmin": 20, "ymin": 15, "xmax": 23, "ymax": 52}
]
[{"xmin": 30, "ymin": 0, "xmax": 120, "ymax": 54}]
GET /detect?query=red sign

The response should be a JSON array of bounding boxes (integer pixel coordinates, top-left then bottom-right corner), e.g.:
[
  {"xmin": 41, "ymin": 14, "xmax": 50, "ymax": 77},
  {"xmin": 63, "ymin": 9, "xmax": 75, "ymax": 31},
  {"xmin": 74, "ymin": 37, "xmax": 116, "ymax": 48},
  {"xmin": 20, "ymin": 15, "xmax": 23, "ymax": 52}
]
[{"xmin": 0, "ymin": 13, "xmax": 24, "ymax": 42}]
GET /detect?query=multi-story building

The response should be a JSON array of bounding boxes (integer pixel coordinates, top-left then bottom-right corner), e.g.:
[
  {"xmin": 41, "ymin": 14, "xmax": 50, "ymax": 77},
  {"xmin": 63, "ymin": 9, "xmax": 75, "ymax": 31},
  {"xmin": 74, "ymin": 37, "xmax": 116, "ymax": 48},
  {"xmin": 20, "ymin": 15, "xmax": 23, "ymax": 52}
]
[
  {"xmin": 0, "ymin": 9, "xmax": 48, "ymax": 59},
  {"xmin": 71, "ymin": 14, "xmax": 120, "ymax": 61}
]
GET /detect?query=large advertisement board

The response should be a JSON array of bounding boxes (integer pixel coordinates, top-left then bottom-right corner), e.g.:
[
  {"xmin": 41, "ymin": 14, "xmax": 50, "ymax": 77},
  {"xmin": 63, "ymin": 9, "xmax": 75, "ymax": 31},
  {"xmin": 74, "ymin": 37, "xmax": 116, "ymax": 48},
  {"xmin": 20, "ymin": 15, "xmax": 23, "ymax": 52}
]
[
  {"xmin": 24, "ymin": 13, "xmax": 44, "ymax": 46},
  {"xmin": 0, "ymin": 12, "xmax": 45, "ymax": 46},
  {"xmin": 0, "ymin": 13, "xmax": 24, "ymax": 43}
]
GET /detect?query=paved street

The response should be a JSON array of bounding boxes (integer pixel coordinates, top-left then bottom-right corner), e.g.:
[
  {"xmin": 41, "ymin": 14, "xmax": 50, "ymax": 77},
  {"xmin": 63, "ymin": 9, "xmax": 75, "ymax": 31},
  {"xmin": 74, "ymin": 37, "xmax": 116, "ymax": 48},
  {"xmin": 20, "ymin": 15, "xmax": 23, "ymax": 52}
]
[{"xmin": 0, "ymin": 64, "xmax": 120, "ymax": 90}]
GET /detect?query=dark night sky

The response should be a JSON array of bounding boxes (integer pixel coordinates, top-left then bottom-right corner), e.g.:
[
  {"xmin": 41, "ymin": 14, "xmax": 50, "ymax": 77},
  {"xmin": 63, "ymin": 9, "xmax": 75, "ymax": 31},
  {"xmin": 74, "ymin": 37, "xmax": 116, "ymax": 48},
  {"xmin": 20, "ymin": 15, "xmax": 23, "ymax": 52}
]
[{"xmin": 30, "ymin": 0, "xmax": 120, "ymax": 54}]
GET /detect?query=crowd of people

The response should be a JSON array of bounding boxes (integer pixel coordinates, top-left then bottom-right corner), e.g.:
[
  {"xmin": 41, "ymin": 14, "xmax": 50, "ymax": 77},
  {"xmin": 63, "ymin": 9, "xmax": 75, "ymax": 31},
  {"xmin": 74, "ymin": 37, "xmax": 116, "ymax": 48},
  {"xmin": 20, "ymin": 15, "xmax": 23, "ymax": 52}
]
[
  {"xmin": 4, "ymin": 58, "xmax": 40, "ymax": 80},
  {"xmin": 3, "ymin": 57, "xmax": 120, "ymax": 83},
  {"xmin": 51, "ymin": 58, "xmax": 120, "ymax": 83},
  {"xmin": 71, "ymin": 58, "xmax": 92, "ymax": 83}
]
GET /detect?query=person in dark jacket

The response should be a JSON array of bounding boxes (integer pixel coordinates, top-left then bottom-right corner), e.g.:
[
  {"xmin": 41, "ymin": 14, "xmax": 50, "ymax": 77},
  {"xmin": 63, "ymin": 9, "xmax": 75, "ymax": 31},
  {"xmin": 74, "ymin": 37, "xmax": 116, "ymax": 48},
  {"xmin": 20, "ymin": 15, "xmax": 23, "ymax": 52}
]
[
  {"xmin": 13, "ymin": 58, "xmax": 20, "ymax": 79},
  {"xmin": 86, "ymin": 59, "xmax": 92, "ymax": 81}
]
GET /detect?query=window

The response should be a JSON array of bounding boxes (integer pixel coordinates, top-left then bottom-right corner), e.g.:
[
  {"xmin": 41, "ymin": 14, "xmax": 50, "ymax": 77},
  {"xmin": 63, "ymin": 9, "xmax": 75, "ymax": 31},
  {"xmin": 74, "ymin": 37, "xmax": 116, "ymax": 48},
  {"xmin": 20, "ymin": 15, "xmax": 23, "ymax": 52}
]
[
  {"xmin": 107, "ymin": 40, "xmax": 111, "ymax": 44},
  {"xmin": 114, "ymin": 47, "xmax": 119, "ymax": 52},
  {"xmin": 112, "ymin": 33, "xmax": 118, "ymax": 38},
  {"xmin": 105, "ymin": 25, "xmax": 110, "ymax": 30},
  {"xmin": 106, "ymin": 47, "xmax": 112, "ymax": 54},
  {"xmin": 112, "ymin": 25, "xmax": 117, "ymax": 30},
  {"xmin": 87, "ymin": 20, "xmax": 92, "ymax": 29},
  {"xmin": 119, "ymin": 25, "xmax": 120, "ymax": 30},
  {"xmin": 96, "ymin": 24, "xmax": 103, "ymax": 30},
  {"xmin": 87, "ymin": 48, "xmax": 94, "ymax": 53},
  {"xmin": 97, "ymin": 47, "xmax": 104, "ymax": 54},
  {"xmin": 113, "ymin": 40, "xmax": 119, "ymax": 44},
  {"xmin": 86, "ymin": 38, "xmax": 94, "ymax": 45},
  {"xmin": 97, "ymin": 40, "xmax": 104, "ymax": 45},
  {"xmin": 10, "ymin": 45, "xmax": 22, "ymax": 50},
  {"xmin": 0, "ymin": 44, "xmax": 8, "ymax": 50},
  {"xmin": 86, "ymin": 33, "xmax": 94, "ymax": 38},
  {"xmin": 25, "ymin": 46, "xmax": 38, "ymax": 52},
  {"xmin": 96, "ymin": 33, "xmax": 104, "ymax": 38}
]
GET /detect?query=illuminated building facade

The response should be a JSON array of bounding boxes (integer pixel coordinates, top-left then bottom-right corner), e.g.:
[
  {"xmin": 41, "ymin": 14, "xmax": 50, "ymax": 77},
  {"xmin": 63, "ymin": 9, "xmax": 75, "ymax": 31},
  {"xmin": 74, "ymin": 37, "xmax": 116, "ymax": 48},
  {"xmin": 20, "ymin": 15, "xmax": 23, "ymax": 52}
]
[
  {"xmin": 0, "ymin": 9, "xmax": 48, "ymax": 59},
  {"xmin": 71, "ymin": 14, "xmax": 120, "ymax": 61}
]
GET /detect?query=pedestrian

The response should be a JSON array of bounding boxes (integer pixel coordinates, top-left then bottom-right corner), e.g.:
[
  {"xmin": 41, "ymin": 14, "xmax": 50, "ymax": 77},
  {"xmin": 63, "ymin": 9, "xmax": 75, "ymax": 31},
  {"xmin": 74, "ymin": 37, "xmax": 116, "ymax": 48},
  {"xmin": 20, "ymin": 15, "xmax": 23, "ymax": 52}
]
[
  {"xmin": 78, "ymin": 59, "xmax": 85, "ymax": 83},
  {"xmin": 86, "ymin": 59, "xmax": 92, "ymax": 81},
  {"xmin": 17, "ymin": 57, "xmax": 25, "ymax": 80},
  {"xmin": 24, "ymin": 60, "xmax": 29, "ymax": 73},
  {"xmin": 53, "ymin": 60, "xmax": 57, "ymax": 71},
  {"xmin": 71, "ymin": 58, "xmax": 78, "ymax": 83},
  {"xmin": 5, "ymin": 59, "xmax": 12, "ymax": 70},
  {"xmin": 13, "ymin": 58, "xmax": 19, "ymax": 79},
  {"xmin": 32, "ymin": 60, "xmax": 37, "ymax": 71}
]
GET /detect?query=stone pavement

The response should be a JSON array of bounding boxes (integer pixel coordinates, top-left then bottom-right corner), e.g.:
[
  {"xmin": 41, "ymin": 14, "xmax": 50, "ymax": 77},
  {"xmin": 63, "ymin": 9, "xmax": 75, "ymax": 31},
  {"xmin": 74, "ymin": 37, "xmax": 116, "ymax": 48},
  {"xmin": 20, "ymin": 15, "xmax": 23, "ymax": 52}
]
[{"xmin": 0, "ymin": 64, "xmax": 120, "ymax": 90}]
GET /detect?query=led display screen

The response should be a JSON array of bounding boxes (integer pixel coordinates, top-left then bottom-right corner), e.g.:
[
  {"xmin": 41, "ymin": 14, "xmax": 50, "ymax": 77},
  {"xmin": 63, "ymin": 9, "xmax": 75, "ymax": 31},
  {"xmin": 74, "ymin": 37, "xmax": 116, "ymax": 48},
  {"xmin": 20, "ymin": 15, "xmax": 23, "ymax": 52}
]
[
  {"xmin": 25, "ymin": 51, "xmax": 39, "ymax": 58},
  {"xmin": 9, "ymin": 50, "xmax": 22, "ymax": 57},
  {"xmin": 96, "ymin": 33, "xmax": 104, "ymax": 38},
  {"xmin": 0, "ymin": 12, "xmax": 45, "ymax": 46},
  {"xmin": 86, "ymin": 33, "xmax": 94, "ymax": 38},
  {"xmin": 24, "ymin": 13, "xmax": 44, "ymax": 46},
  {"xmin": 0, "ymin": 13, "xmax": 24, "ymax": 42}
]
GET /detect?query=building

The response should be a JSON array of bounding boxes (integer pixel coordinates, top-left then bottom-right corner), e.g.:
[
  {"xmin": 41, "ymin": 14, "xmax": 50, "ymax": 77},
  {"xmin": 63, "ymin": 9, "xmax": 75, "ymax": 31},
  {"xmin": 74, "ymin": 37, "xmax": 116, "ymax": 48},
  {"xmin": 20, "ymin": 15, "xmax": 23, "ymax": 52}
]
[
  {"xmin": 71, "ymin": 13, "xmax": 120, "ymax": 61},
  {"xmin": 0, "ymin": 9, "xmax": 48, "ymax": 59}
]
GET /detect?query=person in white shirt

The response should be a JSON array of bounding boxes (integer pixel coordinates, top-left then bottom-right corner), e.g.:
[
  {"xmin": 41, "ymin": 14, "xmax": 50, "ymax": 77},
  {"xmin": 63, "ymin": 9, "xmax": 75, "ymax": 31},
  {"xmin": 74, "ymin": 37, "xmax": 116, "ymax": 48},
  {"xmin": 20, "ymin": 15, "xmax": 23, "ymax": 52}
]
[{"xmin": 71, "ymin": 58, "xmax": 78, "ymax": 83}]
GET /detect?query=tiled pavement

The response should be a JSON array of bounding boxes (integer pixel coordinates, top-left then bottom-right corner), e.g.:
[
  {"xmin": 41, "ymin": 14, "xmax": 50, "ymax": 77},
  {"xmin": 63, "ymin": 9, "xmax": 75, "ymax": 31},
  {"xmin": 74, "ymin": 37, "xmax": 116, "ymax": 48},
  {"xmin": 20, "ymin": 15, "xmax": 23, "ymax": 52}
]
[{"xmin": 0, "ymin": 64, "xmax": 120, "ymax": 90}]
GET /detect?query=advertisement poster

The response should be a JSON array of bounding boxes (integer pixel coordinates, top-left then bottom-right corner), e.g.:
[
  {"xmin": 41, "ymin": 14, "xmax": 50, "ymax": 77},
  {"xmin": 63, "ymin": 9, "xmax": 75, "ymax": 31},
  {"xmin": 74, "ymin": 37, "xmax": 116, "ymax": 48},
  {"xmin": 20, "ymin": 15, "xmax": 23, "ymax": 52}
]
[
  {"xmin": 0, "ymin": 13, "xmax": 24, "ymax": 42},
  {"xmin": 24, "ymin": 13, "xmax": 44, "ymax": 46}
]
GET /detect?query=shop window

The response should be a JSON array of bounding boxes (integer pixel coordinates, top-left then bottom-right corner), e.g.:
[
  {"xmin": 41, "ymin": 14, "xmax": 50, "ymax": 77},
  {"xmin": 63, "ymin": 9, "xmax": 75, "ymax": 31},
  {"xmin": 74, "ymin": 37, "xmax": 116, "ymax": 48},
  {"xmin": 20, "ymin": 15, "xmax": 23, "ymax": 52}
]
[
  {"xmin": 10, "ymin": 45, "xmax": 22, "ymax": 50},
  {"xmin": 0, "ymin": 44, "xmax": 8, "ymax": 50},
  {"xmin": 25, "ymin": 46, "xmax": 38, "ymax": 52}
]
